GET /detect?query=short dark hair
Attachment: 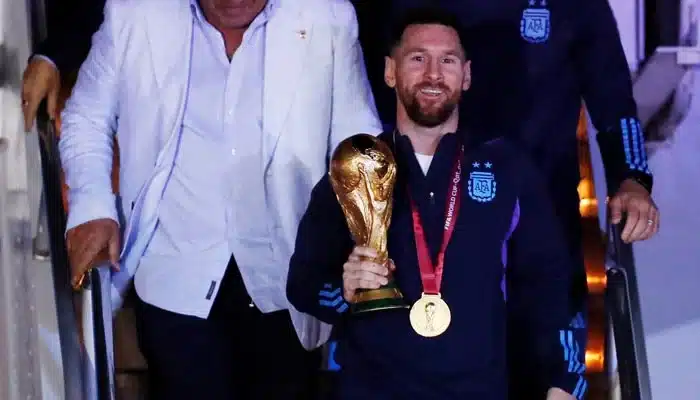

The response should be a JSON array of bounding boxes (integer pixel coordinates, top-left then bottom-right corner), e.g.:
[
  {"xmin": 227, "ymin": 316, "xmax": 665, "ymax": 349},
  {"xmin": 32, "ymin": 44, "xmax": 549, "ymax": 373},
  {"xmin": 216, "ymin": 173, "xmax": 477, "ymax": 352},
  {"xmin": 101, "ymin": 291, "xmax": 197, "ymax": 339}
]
[{"xmin": 386, "ymin": 6, "xmax": 468, "ymax": 57}]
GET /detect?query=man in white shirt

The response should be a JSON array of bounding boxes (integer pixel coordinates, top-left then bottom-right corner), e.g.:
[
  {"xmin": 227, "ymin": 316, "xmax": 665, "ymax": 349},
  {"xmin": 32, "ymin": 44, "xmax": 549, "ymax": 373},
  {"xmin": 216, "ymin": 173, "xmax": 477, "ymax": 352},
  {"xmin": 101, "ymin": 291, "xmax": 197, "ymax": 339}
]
[{"xmin": 59, "ymin": 0, "xmax": 381, "ymax": 397}]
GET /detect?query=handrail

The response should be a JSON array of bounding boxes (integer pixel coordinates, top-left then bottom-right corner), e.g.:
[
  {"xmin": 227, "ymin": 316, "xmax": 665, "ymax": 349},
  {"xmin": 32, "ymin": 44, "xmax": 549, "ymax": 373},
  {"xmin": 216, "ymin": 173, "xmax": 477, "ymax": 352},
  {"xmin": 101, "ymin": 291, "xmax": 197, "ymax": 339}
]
[
  {"xmin": 36, "ymin": 104, "xmax": 114, "ymax": 400},
  {"xmin": 34, "ymin": 107, "xmax": 84, "ymax": 399},
  {"xmin": 30, "ymin": 0, "xmax": 114, "ymax": 395},
  {"xmin": 84, "ymin": 268, "xmax": 113, "ymax": 399},
  {"xmin": 27, "ymin": 1, "xmax": 86, "ymax": 396},
  {"xmin": 605, "ymin": 217, "xmax": 652, "ymax": 400}
]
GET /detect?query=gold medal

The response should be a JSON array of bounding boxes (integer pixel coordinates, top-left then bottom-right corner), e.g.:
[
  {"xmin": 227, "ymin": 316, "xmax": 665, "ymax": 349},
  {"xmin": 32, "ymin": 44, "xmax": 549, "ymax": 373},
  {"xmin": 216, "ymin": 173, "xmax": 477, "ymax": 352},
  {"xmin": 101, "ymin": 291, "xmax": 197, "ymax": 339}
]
[
  {"xmin": 409, "ymin": 293, "xmax": 451, "ymax": 337},
  {"xmin": 407, "ymin": 146, "xmax": 463, "ymax": 339}
]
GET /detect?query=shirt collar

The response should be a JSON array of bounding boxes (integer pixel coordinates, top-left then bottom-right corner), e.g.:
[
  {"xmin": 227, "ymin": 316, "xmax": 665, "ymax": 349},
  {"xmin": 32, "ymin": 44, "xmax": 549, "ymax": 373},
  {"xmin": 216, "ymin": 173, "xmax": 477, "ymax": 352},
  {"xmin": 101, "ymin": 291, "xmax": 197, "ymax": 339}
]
[{"xmin": 190, "ymin": 0, "xmax": 278, "ymax": 25}]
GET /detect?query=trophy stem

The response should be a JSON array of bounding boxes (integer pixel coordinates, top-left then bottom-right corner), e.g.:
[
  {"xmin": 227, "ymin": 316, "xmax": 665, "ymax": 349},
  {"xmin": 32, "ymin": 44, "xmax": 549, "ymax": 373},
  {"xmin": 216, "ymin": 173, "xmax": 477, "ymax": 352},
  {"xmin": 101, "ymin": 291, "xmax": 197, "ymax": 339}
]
[{"xmin": 351, "ymin": 277, "xmax": 408, "ymax": 313}]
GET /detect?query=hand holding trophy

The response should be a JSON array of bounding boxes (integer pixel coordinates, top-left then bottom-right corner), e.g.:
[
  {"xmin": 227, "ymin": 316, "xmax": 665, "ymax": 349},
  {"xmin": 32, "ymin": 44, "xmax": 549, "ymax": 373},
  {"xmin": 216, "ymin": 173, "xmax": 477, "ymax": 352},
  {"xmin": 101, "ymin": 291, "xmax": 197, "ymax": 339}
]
[{"xmin": 329, "ymin": 134, "xmax": 407, "ymax": 313}]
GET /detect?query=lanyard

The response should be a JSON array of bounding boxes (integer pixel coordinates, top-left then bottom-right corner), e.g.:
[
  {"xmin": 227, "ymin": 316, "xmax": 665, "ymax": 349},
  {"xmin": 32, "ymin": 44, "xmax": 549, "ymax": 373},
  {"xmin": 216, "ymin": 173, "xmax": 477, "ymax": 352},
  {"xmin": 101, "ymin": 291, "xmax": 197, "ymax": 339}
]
[{"xmin": 408, "ymin": 146, "xmax": 464, "ymax": 295}]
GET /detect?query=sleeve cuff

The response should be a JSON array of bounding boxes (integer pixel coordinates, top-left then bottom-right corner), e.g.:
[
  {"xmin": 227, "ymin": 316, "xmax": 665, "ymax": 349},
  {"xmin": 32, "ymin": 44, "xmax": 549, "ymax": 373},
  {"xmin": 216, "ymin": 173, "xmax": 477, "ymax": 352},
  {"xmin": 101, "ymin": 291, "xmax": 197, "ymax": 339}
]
[
  {"xmin": 549, "ymin": 374, "xmax": 588, "ymax": 400},
  {"xmin": 308, "ymin": 279, "xmax": 350, "ymax": 325},
  {"xmin": 65, "ymin": 191, "xmax": 119, "ymax": 234},
  {"xmin": 596, "ymin": 118, "xmax": 651, "ymax": 194},
  {"xmin": 546, "ymin": 326, "xmax": 588, "ymax": 399},
  {"xmin": 595, "ymin": 118, "xmax": 653, "ymax": 195},
  {"xmin": 318, "ymin": 282, "xmax": 350, "ymax": 314},
  {"xmin": 287, "ymin": 270, "xmax": 349, "ymax": 326},
  {"xmin": 30, "ymin": 54, "xmax": 57, "ymax": 70}
]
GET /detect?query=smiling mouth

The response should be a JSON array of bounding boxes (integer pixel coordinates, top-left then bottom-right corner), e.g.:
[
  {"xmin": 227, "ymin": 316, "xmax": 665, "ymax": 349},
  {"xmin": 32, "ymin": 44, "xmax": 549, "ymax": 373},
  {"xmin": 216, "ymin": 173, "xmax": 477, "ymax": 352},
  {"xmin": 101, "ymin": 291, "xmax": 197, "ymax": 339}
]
[{"xmin": 418, "ymin": 87, "xmax": 445, "ymax": 97}]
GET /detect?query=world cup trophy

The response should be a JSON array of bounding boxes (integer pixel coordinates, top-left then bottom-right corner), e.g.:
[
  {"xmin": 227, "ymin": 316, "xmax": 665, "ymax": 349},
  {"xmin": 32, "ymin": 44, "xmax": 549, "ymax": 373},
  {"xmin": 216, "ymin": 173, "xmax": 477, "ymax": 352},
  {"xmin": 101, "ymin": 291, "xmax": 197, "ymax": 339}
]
[{"xmin": 329, "ymin": 134, "xmax": 407, "ymax": 313}]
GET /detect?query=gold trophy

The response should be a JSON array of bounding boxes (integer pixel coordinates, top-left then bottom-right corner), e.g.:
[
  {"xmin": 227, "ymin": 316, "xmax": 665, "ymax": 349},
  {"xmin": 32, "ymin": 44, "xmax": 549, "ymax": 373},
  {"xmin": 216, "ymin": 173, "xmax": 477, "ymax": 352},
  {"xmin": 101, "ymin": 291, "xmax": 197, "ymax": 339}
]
[{"xmin": 329, "ymin": 134, "xmax": 407, "ymax": 313}]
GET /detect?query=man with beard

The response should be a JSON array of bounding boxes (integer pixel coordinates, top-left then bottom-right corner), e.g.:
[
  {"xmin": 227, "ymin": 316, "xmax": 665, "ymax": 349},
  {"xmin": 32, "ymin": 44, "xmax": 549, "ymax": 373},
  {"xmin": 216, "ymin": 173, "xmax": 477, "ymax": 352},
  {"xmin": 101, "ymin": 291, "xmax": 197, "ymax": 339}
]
[
  {"xmin": 287, "ymin": 8, "xmax": 583, "ymax": 400},
  {"xmin": 350, "ymin": 2, "xmax": 659, "ymax": 397}
]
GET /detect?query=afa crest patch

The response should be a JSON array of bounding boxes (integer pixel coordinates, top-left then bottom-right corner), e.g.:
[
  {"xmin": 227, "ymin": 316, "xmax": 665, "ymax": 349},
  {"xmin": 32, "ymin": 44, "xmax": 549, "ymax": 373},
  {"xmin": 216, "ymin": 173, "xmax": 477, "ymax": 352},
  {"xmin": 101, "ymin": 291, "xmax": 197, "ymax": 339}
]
[
  {"xmin": 520, "ymin": 1, "xmax": 550, "ymax": 43},
  {"xmin": 468, "ymin": 162, "xmax": 496, "ymax": 203}
]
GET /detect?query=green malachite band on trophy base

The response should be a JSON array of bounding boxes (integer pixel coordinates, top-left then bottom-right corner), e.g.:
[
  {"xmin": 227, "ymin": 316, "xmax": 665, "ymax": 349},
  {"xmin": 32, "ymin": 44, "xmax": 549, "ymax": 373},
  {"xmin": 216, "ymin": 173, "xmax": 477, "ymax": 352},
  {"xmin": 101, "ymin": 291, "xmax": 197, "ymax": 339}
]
[{"xmin": 351, "ymin": 280, "xmax": 409, "ymax": 313}]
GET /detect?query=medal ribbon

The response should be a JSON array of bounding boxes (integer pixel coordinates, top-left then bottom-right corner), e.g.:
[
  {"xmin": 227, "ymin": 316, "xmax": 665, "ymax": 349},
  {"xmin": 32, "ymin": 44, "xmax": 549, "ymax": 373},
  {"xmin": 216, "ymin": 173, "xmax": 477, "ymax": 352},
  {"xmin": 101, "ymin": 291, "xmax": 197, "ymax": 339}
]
[{"xmin": 409, "ymin": 146, "xmax": 464, "ymax": 295}]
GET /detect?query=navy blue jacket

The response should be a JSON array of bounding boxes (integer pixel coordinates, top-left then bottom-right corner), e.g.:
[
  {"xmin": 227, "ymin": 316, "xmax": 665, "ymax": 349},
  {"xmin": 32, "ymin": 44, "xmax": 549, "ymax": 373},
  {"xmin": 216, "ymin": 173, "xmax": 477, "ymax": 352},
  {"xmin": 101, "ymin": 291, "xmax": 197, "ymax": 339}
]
[{"xmin": 287, "ymin": 132, "xmax": 586, "ymax": 399}]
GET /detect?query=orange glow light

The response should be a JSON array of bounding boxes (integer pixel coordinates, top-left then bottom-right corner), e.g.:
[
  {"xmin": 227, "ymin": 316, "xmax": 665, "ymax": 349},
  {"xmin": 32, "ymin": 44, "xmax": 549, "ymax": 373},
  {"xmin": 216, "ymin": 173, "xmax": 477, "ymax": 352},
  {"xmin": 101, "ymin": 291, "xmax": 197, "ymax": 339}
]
[{"xmin": 585, "ymin": 349, "xmax": 605, "ymax": 372}]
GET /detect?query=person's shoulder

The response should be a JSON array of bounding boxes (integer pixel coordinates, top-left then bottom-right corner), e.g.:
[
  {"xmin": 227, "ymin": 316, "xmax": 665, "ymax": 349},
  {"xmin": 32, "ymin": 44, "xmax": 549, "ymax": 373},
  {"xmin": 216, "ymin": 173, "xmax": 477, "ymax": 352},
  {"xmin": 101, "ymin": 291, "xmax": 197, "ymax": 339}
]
[
  {"xmin": 104, "ymin": 0, "xmax": 154, "ymax": 12},
  {"xmin": 308, "ymin": 172, "xmax": 346, "ymax": 217},
  {"xmin": 469, "ymin": 136, "xmax": 540, "ymax": 177},
  {"xmin": 283, "ymin": 0, "xmax": 357, "ymax": 27},
  {"xmin": 468, "ymin": 135, "xmax": 517, "ymax": 159},
  {"xmin": 312, "ymin": 172, "xmax": 332, "ymax": 194},
  {"xmin": 377, "ymin": 130, "xmax": 393, "ymax": 143},
  {"xmin": 104, "ymin": 0, "xmax": 182, "ymax": 19},
  {"xmin": 92, "ymin": 0, "xmax": 148, "ymax": 35}
]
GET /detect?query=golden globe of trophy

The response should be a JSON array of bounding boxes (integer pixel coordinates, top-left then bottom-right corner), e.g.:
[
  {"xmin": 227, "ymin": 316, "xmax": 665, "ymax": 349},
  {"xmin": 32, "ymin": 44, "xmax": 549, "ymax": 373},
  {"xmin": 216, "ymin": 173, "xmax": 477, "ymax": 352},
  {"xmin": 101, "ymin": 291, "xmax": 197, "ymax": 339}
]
[{"xmin": 329, "ymin": 134, "xmax": 407, "ymax": 313}]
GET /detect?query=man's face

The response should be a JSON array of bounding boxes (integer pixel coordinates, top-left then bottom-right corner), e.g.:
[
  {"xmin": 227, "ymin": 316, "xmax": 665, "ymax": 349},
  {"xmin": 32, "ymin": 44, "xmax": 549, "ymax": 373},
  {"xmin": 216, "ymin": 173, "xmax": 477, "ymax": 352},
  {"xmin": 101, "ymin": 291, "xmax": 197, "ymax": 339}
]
[
  {"xmin": 385, "ymin": 24, "xmax": 471, "ymax": 127},
  {"xmin": 199, "ymin": 0, "xmax": 268, "ymax": 30}
]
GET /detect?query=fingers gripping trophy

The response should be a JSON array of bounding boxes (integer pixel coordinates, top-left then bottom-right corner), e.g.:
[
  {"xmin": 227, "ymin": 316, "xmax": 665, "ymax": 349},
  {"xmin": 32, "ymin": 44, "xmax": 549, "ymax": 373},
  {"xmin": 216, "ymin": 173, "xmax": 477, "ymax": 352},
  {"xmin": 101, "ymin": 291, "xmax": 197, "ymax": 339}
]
[{"xmin": 329, "ymin": 134, "xmax": 407, "ymax": 313}]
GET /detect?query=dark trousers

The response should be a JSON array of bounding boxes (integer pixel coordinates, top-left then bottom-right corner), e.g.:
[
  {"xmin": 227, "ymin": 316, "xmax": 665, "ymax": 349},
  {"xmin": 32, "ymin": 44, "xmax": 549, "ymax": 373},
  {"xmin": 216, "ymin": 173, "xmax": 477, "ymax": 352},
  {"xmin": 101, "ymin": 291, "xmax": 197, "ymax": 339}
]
[{"xmin": 134, "ymin": 256, "xmax": 321, "ymax": 399}]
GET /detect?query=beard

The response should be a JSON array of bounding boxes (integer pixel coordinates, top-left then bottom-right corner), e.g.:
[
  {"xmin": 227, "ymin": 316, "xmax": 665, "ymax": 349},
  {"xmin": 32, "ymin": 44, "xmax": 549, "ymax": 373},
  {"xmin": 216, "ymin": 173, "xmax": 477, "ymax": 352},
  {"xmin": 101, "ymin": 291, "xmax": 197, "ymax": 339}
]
[{"xmin": 398, "ymin": 82, "xmax": 460, "ymax": 127}]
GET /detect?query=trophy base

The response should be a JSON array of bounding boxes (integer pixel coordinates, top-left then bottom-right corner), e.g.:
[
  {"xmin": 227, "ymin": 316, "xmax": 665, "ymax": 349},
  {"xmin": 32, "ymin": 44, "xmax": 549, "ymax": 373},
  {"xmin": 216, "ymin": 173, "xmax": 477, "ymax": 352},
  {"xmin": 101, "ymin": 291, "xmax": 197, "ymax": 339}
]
[{"xmin": 351, "ymin": 282, "xmax": 409, "ymax": 314}]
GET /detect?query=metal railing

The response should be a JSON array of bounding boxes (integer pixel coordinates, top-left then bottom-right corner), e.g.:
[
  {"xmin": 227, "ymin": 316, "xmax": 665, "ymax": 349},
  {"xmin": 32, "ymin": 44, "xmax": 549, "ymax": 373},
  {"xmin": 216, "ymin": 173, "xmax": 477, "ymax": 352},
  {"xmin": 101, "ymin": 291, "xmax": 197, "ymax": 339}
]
[
  {"xmin": 35, "ymin": 107, "xmax": 84, "ymax": 400},
  {"xmin": 29, "ymin": 0, "xmax": 114, "ymax": 396},
  {"xmin": 606, "ymin": 217, "xmax": 653, "ymax": 400},
  {"xmin": 36, "ymin": 104, "xmax": 114, "ymax": 400}
]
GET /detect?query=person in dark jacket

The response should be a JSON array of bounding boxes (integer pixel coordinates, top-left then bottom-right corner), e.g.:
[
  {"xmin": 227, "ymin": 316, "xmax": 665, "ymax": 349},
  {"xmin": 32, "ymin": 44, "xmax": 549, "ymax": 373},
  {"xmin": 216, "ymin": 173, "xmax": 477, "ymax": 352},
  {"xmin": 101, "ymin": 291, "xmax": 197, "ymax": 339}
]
[
  {"xmin": 351, "ymin": 1, "xmax": 659, "ymax": 396},
  {"xmin": 22, "ymin": 0, "xmax": 104, "ymax": 130},
  {"xmin": 288, "ymin": 9, "xmax": 585, "ymax": 399},
  {"xmin": 352, "ymin": 0, "xmax": 658, "ymax": 243}
]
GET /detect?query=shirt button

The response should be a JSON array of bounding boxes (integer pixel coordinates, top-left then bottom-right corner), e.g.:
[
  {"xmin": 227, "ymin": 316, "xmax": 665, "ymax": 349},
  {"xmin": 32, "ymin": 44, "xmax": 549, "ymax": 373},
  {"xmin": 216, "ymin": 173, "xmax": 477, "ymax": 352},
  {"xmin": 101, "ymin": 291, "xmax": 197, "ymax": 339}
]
[{"xmin": 231, "ymin": 148, "xmax": 236, "ymax": 156}]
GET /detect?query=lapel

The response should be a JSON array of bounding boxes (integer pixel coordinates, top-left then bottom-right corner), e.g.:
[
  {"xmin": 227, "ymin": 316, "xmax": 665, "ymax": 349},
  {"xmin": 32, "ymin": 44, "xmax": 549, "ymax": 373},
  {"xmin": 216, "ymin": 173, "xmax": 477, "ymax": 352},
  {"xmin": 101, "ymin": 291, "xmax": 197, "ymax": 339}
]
[
  {"xmin": 145, "ymin": 0, "xmax": 193, "ymax": 154},
  {"xmin": 262, "ymin": 2, "xmax": 313, "ymax": 167}
]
